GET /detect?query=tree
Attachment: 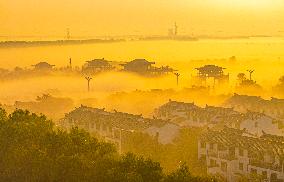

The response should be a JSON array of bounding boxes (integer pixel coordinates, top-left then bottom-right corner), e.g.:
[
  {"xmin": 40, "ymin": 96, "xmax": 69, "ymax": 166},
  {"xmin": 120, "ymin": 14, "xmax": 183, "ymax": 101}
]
[
  {"xmin": 164, "ymin": 163, "xmax": 218, "ymax": 182},
  {"xmin": 237, "ymin": 73, "xmax": 246, "ymax": 84},
  {"xmin": 0, "ymin": 108, "xmax": 219, "ymax": 182},
  {"xmin": 278, "ymin": 76, "xmax": 284, "ymax": 85}
]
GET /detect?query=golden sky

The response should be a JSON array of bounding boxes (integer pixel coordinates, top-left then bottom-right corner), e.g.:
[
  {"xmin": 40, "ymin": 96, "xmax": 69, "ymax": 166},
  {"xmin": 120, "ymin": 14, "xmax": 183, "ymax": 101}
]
[{"xmin": 1, "ymin": 0, "xmax": 284, "ymax": 37}]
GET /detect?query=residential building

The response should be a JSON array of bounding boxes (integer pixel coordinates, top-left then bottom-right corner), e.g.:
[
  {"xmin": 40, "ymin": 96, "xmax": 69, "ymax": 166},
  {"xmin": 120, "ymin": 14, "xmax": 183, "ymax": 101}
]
[
  {"xmin": 198, "ymin": 127, "xmax": 284, "ymax": 182},
  {"xmin": 60, "ymin": 105, "xmax": 180, "ymax": 152}
]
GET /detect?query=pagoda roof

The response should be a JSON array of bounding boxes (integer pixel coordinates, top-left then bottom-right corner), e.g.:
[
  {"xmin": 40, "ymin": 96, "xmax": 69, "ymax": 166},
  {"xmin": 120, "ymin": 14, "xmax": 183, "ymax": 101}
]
[
  {"xmin": 32, "ymin": 62, "xmax": 55, "ymax": 67},
  {"xmin": 121, "ymin": 59, "xmax": 155, "ymax": 66},
  {"xmin": 195, "ymin": 65, "xmax": 226, "ymax": 71}
]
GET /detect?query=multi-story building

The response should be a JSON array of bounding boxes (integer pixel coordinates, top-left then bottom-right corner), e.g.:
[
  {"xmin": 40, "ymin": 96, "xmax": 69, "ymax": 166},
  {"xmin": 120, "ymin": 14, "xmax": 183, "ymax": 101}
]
[
  {"xmin": 60, "ymin": 105, "xmax": 180, "ymax": 152},
  {"xmin": 198, "ymin": 127, "xmax": 284, "ymax": 182},
  {"xmin": 224, "ymin": 94, "xmax": 284, "ymax": 120},
  {"xmin": 155, "ymin": 100, "xmax": 243, "ymax": 127},
  {"xmin": 155, "ymin": 100, "xmax": 284, "ymax": 136}
]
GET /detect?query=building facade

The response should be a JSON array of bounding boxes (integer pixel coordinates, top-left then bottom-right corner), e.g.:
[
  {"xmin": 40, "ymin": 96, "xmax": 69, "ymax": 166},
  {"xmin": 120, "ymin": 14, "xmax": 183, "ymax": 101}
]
[
  {"xmin": 198, "ymin": 128, "xmax": 284, "ymax": 182},
  {"xmin": 60, "ymin": 105, "xmax": 180, "ymax": 152}
]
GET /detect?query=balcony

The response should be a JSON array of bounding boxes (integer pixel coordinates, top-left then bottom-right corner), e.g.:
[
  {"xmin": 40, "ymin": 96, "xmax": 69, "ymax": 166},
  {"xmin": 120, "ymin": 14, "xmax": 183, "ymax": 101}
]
[
  {"xmin": 219, "ymin": 152, "xmax": 237, "ymax": 161},
  {"xmin": 249, "ymin": 159, "xmax": 283, "ymax": 172},
  {"xmin": 208, "ymin": 150, "xmax": 236, "ymax": 161},
  {"xmin": 208, "ymin": 151, "xmax": 218, "ymax": 158}
]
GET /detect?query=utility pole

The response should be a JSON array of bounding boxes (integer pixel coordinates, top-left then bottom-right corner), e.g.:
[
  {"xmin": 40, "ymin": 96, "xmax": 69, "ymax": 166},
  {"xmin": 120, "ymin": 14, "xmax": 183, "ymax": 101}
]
[
  {"xmin": 246, "ymin": 69, "xmax": 255, "ymax": 80},
  {"xmin": 85, "ymin": 76, "xmax": 92, "ymax": 92},
  {"xmin": 174, "ymin": 22, "xmax": 178, "ymax": 36},
  {"xmin": 174, "ymin": 72, "xmax": 180, "ymax": 86}
]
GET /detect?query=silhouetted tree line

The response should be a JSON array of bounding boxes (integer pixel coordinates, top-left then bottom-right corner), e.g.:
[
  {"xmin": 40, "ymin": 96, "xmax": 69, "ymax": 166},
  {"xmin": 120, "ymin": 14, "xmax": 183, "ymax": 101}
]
[{"xmin": 0, "ymin": 108, "xmax": 217, "ymax": 182}]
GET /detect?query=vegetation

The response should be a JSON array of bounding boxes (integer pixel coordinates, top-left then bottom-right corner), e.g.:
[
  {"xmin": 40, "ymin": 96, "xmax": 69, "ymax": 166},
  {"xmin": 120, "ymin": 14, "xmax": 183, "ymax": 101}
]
[
  {"xmin": 122, "ymin": 127, "xmax": 207, "ymax": 176},
  {"xmin": 273, "ymin": 75, "xmax": 284, "ymax": 97},
  {"xmin": 0, "ymin": 108, "xmax": 217, "ymax": 181}
]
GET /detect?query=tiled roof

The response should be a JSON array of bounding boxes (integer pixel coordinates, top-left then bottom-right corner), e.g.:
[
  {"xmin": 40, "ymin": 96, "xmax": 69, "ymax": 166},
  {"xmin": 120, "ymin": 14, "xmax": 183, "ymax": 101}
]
[
  {"xmin": 200, "ymin": 127, "xmax": 284, "ymax": 157},
  {"xmin": 63, "ymin": 105, "xmax": 172, "ymax": 131}
]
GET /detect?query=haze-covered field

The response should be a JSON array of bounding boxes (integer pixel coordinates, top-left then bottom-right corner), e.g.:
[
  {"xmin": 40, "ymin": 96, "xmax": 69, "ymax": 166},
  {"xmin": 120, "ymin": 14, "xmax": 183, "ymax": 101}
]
[{"xmin": 0, "ymin": 38, "xmax": 284, "ymax": 118}]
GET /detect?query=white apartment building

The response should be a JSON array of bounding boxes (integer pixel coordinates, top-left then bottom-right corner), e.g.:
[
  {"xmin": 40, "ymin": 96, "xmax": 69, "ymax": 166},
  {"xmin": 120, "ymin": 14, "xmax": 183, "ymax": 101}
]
[{"xmin": 198, "ymin": 127, "xmax": 284, "ymax": 182}]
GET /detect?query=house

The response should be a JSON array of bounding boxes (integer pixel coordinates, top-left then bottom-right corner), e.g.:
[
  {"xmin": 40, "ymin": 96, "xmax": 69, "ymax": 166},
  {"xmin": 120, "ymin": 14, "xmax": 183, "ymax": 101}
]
[
  {"xmin": 82, "ymin": 58, "xmax": 114, "ymax": 74},
  {"xmin": 120, "ymin": 59, "xmax": 155, "ymax": 73},
  {"xmin": 198, "ymin": 127, "xmax": 284, "ymax": 182},
  {"xmin": 224, "ymin": 94, "xmax": 284, "ymax": 119},
  {"xmin": 154, "ymin": 100, "xmax": 200, "ymax": 126},
  {"xmin": 154, "ymin": 100, "xmax": 240, "ymax": 127},
  {"xmin": 194, "ymin": 65, "xmax": 229, "ymax": 86},
  {"xmin": 240, "ymin": 111, "xmax": 284, "ymax": 137},
  {"xmin": 32, "ymin": 62, "xmax": 55, "ymax": 71},
  {"xmin": 120, "ymin": 59, "xmax": 176, "ymax": 76},
  {"xmin": 155, "ymin": 100, "xmax": 284, "ymax": 136},
  {"xmin": 60, "ymin": 105, "xmax": 181, "ymax": 152}
]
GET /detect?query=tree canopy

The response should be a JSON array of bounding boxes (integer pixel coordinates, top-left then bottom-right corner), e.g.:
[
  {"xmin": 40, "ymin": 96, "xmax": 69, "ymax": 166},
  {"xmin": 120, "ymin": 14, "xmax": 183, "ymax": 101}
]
[{"xmin": 0, "ymin": 108, "xmax": 217, "ymax": 182}]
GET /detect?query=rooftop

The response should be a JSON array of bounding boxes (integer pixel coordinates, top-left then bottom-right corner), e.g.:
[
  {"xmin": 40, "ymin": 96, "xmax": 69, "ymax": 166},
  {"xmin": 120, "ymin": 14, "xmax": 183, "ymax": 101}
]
[
  {"xmin": 200, "ymin": 127, "xmax": 284, "ymax": 158},
  {"xmin": 64, "ymin": 105, "xmax": 173, "ymax": 131}
]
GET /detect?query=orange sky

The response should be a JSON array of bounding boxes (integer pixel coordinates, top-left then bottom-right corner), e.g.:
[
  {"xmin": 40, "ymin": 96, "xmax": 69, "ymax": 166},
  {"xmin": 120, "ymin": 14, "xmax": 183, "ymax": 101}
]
[{"xmin": 1, "ymin": 0, "xmax": 284, "ymax": 38}]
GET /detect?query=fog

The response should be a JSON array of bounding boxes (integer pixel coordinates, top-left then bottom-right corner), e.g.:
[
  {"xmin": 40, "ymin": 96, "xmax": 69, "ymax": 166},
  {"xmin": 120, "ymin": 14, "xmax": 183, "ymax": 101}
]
[{"xmin": 0, "ymin": 38, "xmax": 284, "ymax": 119}]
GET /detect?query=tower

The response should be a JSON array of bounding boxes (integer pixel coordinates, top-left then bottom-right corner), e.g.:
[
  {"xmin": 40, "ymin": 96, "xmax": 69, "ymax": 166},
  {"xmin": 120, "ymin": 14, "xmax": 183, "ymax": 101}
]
[
  {"xmin": 85, "ymin": 76, "xmax": 92, "ymax": 92},
  {"xmin": 174, "ymin": 22, "xmax": 178, "ymax": 36},
  {"xmin": 174, "ymin": 72, "xmax": 180, "ymax": 86},
  {"xmin": 246, "ymin": 69, "xmax": 255, "ymax": 80},
  {"xmin": 66, "ymin": 28, "xmax": 70, "ymax": 40}
]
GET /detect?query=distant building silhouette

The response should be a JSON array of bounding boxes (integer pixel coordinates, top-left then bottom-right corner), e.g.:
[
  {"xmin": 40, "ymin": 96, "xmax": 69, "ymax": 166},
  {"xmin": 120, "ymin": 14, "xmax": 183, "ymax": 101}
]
[
  {"xmin": 121, "ymin": 59, "xmax": 176, "ymax": 76},
  {"xmin": 82, "ymin": 58, "xmax": 114, "ymax": 75},
  {"xmin": 194, "ymin": 65, "xmax": 229, "ymax": 86},
  {"xmin": 32, "ymin": 62, "xmax": 55, "ymax": 71},
  {"xmin": 121, "ymin": 59, "xmax": 155, "ymax": 73}
]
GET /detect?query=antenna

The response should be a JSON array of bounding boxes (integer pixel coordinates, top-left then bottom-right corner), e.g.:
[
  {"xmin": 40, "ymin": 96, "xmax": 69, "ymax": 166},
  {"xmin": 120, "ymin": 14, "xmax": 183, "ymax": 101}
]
[
  {"xmin": 246, "ymin": 69, "xmax": 255, "ymax": 80},
  {"xmin": 85, "ymin": 76, "xmax": 92, "ymax": 92},
  {"xmin": 174, "ymin": 72, "xmax": 180, "ymax": 86}
]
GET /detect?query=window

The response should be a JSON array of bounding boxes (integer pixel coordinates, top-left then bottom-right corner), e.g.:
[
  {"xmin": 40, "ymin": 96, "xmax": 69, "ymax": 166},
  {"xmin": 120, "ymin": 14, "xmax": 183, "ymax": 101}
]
[
  {"xmin": 96, "ymin": 122, "xmax": 100, "ymax": 130},
  {"xmin": 239, "ymin": 149, "xmax": 244, "ymax": 156},
  {"xmin": 210, "ymin": 159, "xmax": 216, "ymax": 167},
  {"xmin": 221, "ymin": 162, "xmax": 227, "ymax": 172},
  {"xmin": 210, "ymin": 143, "xmax": 214, "ymax": 150},
  {"xmin": 262, "ymin": 171, "xmax": 267, "ymax": 179},
  {"xmin": 91, "ymin": 123, "xmax": 94, "ymax": 129},
  {"xmin": 200, "ymin": 154, "xmax": 206, "ymax": 161},
  {"xmin": 201, "ymin": 142, "xmax": 206, "ymax": 148},
  {"xmin": 271, "ymin": 173, "xmax": 277, "ymax": 181},
  {"xmin": 251, "ymin": 168, "xmax": 257, "ymax": 174},
  {"xmin": 103, "ymin": 124, "xmax": 107, "ymax": 131},
  {"xmin": 239, "ymin": 162, "xmax": 244, "ymax": 171},
  {"xmin": 255, "ymin": 122, "xmax": 258, "ymax": 128}
]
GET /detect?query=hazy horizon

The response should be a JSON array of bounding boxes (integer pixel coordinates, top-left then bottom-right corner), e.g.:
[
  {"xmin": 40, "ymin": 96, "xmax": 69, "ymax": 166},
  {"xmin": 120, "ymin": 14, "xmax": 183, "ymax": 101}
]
[{"xmin": 1, "ymin": 0, "xmax": 284, "ymax": 38}]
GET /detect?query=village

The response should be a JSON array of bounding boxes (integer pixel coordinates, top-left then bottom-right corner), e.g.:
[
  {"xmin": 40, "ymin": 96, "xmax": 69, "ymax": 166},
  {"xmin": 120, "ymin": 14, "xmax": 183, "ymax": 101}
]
[
  {"xmin": 0, "ymin": 57, "xmax": 284, "ymax": 181},
  {"xmin": 0, "ymin": 58, "xmax": 177, "ymax": 80},
  {"xmin": 56, "ymin": 92, "xmax": 284, "ymax": 182}
]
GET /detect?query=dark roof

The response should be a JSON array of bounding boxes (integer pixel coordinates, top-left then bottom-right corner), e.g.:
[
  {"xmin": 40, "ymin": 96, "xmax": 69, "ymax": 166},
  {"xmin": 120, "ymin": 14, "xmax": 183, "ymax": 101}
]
[
  {"xmin": 225, "ymin": 94, "xmax": 284, "ymax": 108},
  {"xmin": 32, "ymin": 62, "xmax": 55, "ymax": 68},
  {"xmin": 121, "ymin": 59, "xmax": 155, "ymax": 66},
  {"xmin": 63, "ymin": 105, "xmax": 173, "ymax": 131},
  {"xmin": 86, "ymin": 58, "xmax": 111, "ymax": 67},
  {"xmin": 158, "ymin": 100, "xmax": 197, "ymax": 111},
  {"xmin": 200, "ymin": 127, "xmax": 284, "ymax": 157},
  {"xmin": 195, "ymin": 65, "xmax": 225, "ymax": 71}
]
